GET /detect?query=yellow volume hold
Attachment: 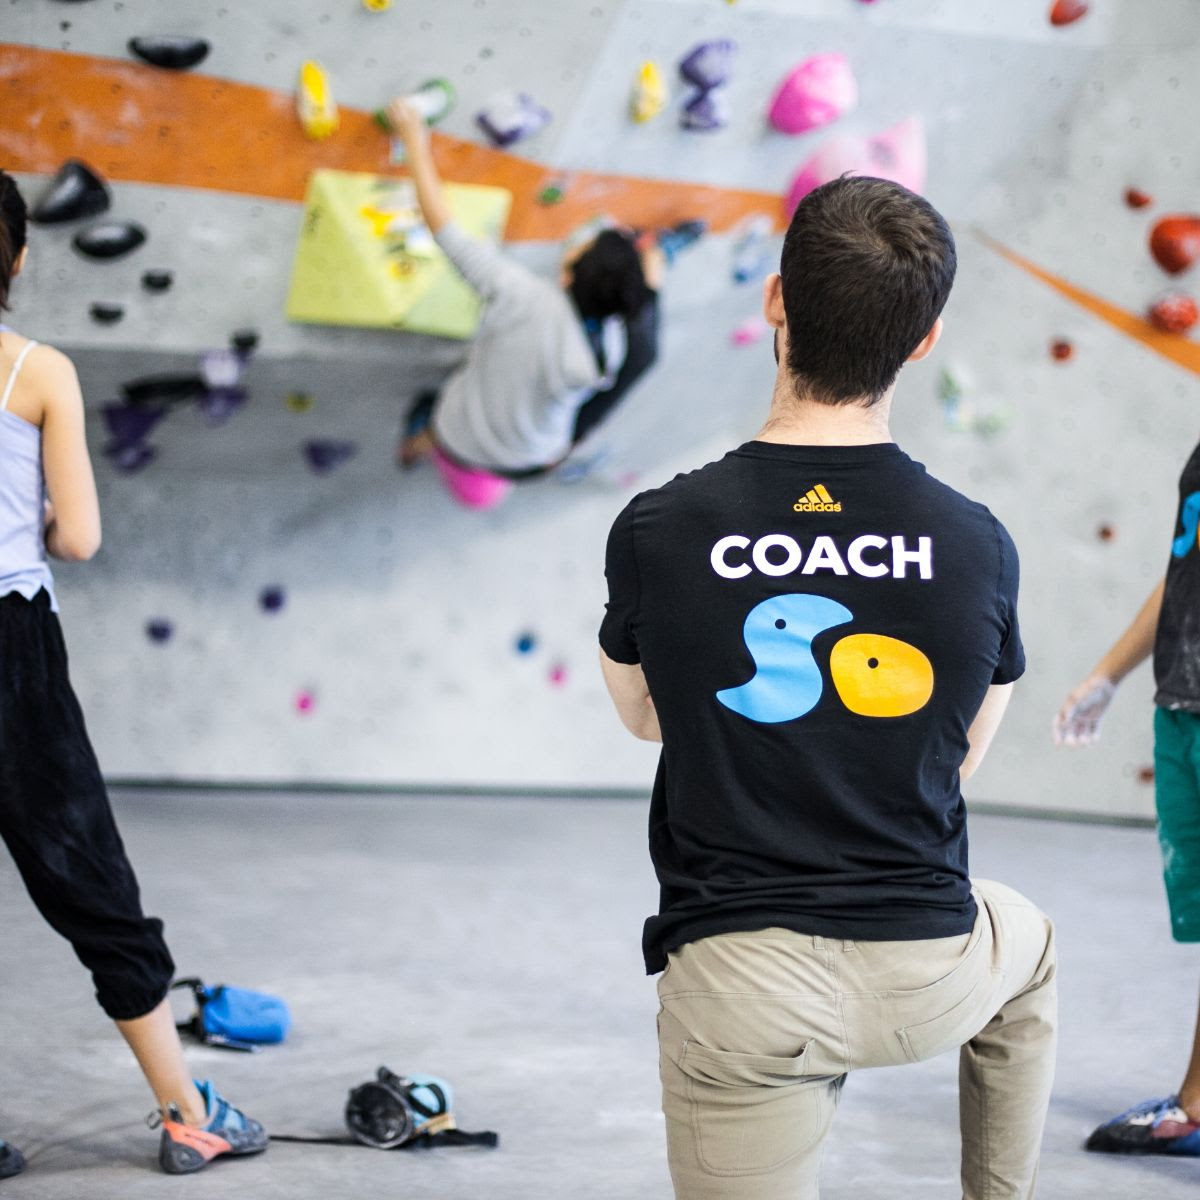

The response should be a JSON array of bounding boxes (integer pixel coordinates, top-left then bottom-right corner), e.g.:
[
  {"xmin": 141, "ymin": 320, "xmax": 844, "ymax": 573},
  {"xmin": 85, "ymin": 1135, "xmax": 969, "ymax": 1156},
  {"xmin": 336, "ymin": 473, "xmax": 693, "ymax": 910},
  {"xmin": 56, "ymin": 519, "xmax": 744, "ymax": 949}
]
[
  {"xmin": 297, "ymin": 60, "xmax": 338, "ymax": 140},
  {"xmin": 631, "ymin": 61, "xmax": 667, "ymax": 124}
]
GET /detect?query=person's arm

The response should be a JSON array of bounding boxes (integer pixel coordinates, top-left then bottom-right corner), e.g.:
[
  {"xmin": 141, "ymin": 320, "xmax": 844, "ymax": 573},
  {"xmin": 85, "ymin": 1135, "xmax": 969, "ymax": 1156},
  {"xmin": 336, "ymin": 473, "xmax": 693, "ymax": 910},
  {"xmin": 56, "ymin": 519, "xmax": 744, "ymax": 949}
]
[
  {"xmin": 385, "ymin": 97, "xmax": 452, "ymax": 234},
  {"xmin": 599, "ymin": 649, "xmax": 662, "ymax": 742},
  {"xmin": 1053, "ymin": 578, "xmax": 1165, "ymax": 746},
  {"xmin": 961, "ymin": 683, "xmax": 1014, "ymax": 781},
  {"xmin": 38, "ymin": 348, "xmax": 101, "ymax": 561}
]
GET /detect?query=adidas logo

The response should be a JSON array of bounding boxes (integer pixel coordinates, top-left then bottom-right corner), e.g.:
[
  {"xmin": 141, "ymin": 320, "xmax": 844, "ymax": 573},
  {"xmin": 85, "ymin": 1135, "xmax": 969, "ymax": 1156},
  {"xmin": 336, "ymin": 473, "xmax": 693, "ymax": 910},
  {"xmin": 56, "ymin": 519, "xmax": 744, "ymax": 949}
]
[{"xmin": 793, "ymin": 484, "xmax": 842, "ymax": 513}]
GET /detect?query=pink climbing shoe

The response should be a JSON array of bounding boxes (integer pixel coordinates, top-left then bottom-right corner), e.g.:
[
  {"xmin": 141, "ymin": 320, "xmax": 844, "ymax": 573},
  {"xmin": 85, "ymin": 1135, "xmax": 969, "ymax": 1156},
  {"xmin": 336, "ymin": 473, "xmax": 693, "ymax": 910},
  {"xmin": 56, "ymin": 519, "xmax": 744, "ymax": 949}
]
[{"xmin": 431, "ymin": 447, "xmax": 513, "ymax": 510}]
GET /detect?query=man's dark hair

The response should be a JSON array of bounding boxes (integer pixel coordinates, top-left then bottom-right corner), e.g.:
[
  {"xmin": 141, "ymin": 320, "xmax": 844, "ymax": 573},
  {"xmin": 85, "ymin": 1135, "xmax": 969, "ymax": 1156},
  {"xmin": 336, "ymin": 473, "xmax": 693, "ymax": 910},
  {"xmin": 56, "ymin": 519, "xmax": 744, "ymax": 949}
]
[
  {"xmin": 569, "ymin": 229, "xmax": 652, "ymax": 322},
  {"xmin": 779, "ymin": 175, "xmax": 956, "ymax": 406},
  {"xmin": 0, "ymin": 171, "xmax": 28, "ymax": 314}
]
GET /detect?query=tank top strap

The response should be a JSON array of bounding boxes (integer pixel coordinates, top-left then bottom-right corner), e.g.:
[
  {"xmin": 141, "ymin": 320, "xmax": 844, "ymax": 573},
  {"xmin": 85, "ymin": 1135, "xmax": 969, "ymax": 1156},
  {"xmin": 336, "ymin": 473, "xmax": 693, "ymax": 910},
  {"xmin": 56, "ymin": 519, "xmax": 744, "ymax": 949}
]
[{"xmin": 0, "ymin": 340, "xmax": 39, "ymax": 413}]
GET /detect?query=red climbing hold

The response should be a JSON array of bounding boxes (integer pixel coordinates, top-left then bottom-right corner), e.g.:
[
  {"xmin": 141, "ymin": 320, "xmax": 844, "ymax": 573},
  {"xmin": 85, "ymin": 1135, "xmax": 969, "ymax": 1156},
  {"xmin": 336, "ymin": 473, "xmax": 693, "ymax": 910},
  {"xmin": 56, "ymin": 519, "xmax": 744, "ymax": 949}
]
[
  {"xmin": 1050, "ymin": 338, "xmax": 1074, "ymax": 362},
  {"xmin": 1149, "ymin": 215, "xmax": 1200, "ymax": 275},
  {"xmin": 1148, "ymin": 293, "xmax": 1199, "ymax": 335},
  {"xmin": 1124, "ymin": 188, "xmax": 1153, "ymax": 210},
  {"xmin": 1137, "ymin": 765, "xmax": 1155, "ymax": 785},
  {"xmin": 1048, "ymin": 0, "xmax": 1089, "ymax": 26},
  {"xmin": 1097, "ymin": 523, "xmax": 1116, "ymax": 543}
]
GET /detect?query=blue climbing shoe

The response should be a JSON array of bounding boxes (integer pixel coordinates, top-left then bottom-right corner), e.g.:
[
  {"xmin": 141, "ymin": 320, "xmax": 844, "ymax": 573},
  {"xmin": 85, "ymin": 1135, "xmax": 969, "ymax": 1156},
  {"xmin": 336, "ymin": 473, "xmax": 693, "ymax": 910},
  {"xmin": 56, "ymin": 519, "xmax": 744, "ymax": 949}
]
[
  {"xmin": 154, "ymin": 1080, "xmax": 267, "ymax": 1175},
  {"xmin": 0, "ymin": 1141, "xmax": 25, "ymax": 1179},
  {"xmin": 1086, "ymin": 1095, "xmax": 1200, "ymax": 1155}
]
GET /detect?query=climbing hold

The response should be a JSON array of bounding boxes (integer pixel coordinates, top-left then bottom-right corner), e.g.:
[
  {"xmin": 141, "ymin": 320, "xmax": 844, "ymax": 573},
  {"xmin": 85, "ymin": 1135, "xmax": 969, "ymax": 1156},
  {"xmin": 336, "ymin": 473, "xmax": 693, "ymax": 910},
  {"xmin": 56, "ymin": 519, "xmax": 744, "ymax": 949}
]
[
  {"xmin": 294, "ymin": 688, "xmax": 316, "ymax": 715},
  {"xmin": 731, "ymin": 315, "xmax": 769, "ymax": 346},
  {"xmin": 785, "ymin": 116, "xmax": 926, "ymax": 215},
  {"xmin": 767, "ymin": 54, "xmax": 858, "ymax": 136},
  {"xmin": 297, "ymin": 60, "xmax": 339, "ymax": 140},
  {"xmin": 128, "ymin": 35, "xmax": 211, "ymax": 70},
  {"xmin": 89, "ymin": 302, "xmax": 124, "ymax": 324},
  {"xmin": 548, "ymin": 663, "xmax": 568, "ymax": 688},
  {"xmin": 1124, "ymin": 188, "xmax": 1153, "ymax": 210},
  {"xmin": 657, "ymin": 220, "xmax": 706, "ymax": 265},
  {"xmin": 106, "ymin": 442, "xmax": 157, "ymax": 472},
  {"xmin": 102, "ymin": 402, "xmax": 166, "ymax": 474},
  {"xmin": 630, "ymin": 60, "xmax": 667, "ymax": 124},
  {"xmin": 201, "ymin": 348, "xmax": 244, "ymax": 391},
  {"xmin": 537, "ymin": 177, "xmax": 569, "ymax": 205},
  {"xmin": 1149, "ymin": 215, "xmax": 1200, "ymax": 275},
  {"xmin": 1049, "ymin": 0, "xmax": 1089, "ymax": 25},
  {"xmin": 145, "ymin": 619, "xmax": 174, "ymax": 644},
  {"xmin": 259, "ymin": 585, "xmax": 286, "ymax": 613},
  {"xmin": 678, "ymin": 39, "xmax": 736, "ymax": 91},
  {"xmin": 681, "ymin": 88, "xmax": 730, "ymax": 132},
  {"xmin": 363, "ymin": 0, "xmax": 392, "ymax": 9},
  {"xmin": 1050, "ymin": 338, "xmax": 1074, "ymax": 361},
  {"xmin": 515, "ymin": 632, "xmax": 537, "ymax": 655},
  {"xmin": 141, "ymin": 270, "xmax": 173, "ymax": 292},
  {"xmin": 1148, "ymin": 293, "xmax": 1199, "ymax": 335},
  {"xmin": 230, "ymin": 329, "xmax": 260, "ymax": 356},
  {"xmin": 1137, "ymin": 764, "xmax": 1155, "ymax": 784},
  {"xmin": 375, "ymin": 79, "xmax": 456, "ymax": 130},
  {"xmin": 29, "ymin": 159, "xmax": 110, "ymax": 224},
  {"xmin": 1097, "ymin": 523, "xmax": 1116, "ymax": 543},
  {"xmin": 121, "ymin": 373, "xmax": 205, "ymax": 406},
  {"xmin": 285, "ymin": 391, "xmax": 314, "ymax": 413},
  {"xmin": 72, "ymin": 220, "xmax": 147, "ymax": 260},
  {"xmin": 302, "ymin": 439, "xmax": 357, "ymax": 474},
  {"xmin": 476, "ymin": 90, "xmax": 552, "ymax": 147},
  {"xmin": 197, "ymin": 388, "xmax": 247, "ymax": 426},
  {"xmin": 732, "ymin": 214, "xmax": 773, "ymax": 283}
]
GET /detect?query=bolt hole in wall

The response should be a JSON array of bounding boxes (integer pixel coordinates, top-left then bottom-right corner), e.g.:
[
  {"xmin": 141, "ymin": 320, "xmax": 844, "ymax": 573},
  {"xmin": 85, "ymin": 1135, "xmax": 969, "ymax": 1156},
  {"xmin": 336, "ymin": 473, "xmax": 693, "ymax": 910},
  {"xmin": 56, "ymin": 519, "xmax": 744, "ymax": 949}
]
[{"xmin": 1, "ymin": 0, "xmax": 1197, "ymax": 815}]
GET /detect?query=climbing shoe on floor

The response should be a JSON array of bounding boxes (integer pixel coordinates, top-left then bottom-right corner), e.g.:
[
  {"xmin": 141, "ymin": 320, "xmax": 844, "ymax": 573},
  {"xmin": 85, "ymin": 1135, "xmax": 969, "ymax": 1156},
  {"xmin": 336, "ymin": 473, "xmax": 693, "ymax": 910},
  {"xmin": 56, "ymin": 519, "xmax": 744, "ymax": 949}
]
[
  {"xmin": 1086, "ymin": 1095, "xmax": 1200, "ymax": 1155},
  {"xmin": 152, "ymin": 1080, "xmax": 268, "ymax": 1174},
  {"xmin": 0, "ymin": 1141, "xmax": 26, "ymax": 1179}
]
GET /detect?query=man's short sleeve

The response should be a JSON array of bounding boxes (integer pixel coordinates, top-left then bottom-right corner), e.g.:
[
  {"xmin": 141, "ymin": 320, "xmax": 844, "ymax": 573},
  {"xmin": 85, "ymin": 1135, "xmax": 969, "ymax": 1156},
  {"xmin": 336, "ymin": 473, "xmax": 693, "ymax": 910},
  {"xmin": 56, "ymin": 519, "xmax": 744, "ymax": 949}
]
[
  {"xmin": 599, "ymin": 496, "xmax": 641, "ymax": 665},
  {"xmin": 992, "ymin": 519, "xmax": 1025, "ymax": 685}
]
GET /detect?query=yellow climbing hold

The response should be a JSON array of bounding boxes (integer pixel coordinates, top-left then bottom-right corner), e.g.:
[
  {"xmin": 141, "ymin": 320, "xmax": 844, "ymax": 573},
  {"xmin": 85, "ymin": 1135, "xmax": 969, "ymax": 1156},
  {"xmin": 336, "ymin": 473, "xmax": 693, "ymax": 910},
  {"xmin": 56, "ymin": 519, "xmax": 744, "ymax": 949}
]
[
  {"xmin": 363, "ymin": 0, "xmax": 392, "ymax": 9},
  {"xmin": 297, "ymin": 60, "xmax": 338, "ymax": 140},
  {"xmin": 829, "ymin": 633, "xmax": 934, "ymax": 719},
  {"xmin": 631, "ymin": 61, "xmax": 667, "ymax": 124}
]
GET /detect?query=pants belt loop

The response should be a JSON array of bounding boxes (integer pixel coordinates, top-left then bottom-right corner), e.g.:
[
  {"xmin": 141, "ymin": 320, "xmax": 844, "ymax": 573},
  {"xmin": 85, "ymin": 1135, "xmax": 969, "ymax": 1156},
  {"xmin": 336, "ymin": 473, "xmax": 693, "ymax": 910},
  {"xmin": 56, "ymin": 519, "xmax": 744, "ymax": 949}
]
[
  {"xmin": 842, "ymin": 939, "xmax": 855, "ymax": 952},
  {"xmin": 812, "ymin": 935, "xmax": 825, "ymax": 950}
]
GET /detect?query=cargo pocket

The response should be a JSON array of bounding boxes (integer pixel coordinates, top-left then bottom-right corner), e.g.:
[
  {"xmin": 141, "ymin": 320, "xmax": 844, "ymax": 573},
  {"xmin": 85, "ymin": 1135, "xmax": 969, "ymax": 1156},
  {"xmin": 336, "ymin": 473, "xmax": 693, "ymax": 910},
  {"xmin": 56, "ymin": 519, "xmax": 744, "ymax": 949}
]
[{"xmin": 678, "ymin": 1039, "xmax": 828, "ymax": 1175}]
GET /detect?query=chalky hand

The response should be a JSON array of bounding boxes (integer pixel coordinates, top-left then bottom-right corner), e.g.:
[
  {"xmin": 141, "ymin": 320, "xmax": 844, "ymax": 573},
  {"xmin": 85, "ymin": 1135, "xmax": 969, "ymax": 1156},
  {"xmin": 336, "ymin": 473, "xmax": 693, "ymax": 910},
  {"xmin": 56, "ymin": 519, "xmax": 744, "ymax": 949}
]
[{"xmin": 1053, "ymin": 676, "xmax": 1117, "ymax": 746}]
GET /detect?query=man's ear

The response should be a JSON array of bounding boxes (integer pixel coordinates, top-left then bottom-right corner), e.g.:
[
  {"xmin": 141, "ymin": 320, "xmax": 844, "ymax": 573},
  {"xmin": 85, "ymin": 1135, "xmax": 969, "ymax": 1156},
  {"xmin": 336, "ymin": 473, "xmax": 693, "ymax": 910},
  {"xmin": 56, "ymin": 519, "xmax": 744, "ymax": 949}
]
[
  {"xmin": 763, "ymin": 272, "xmax": 786, "ymax": 329},
  {"xmin": 906, "ymin": 317, "xmax": 943, "ymax": 363}
]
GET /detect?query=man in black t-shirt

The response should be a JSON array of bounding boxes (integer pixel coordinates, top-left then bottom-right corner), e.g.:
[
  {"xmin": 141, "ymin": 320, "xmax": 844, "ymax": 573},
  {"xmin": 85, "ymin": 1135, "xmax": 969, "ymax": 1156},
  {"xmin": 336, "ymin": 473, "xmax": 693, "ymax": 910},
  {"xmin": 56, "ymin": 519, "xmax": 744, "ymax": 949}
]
[
  {"xmin": 599, "ymin": 177, "xmax": 1056, "ymax": 1200},
  {"xmin": 1054, "ymin": 442, "xmax": 1200, "ymax": 1157}
]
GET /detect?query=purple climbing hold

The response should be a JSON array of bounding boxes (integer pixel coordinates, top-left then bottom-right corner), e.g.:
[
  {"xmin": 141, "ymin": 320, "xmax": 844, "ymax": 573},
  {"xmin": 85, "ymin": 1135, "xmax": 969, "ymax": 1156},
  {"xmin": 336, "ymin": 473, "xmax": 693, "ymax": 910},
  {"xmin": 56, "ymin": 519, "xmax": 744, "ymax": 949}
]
[
  {"xmin": 89, "ymin": 302, "xmax": 124, "ymax": 324},
  {"xmin": 141, "ymin": 270, "xmax": 173, "ymax": 292},
  {"xmin": 103, "ymin": 403, "xmax": 168, "ymax": 445},
  {"xmin": 201, "ymin": 348, "xmax": 244, "ymax": 391},
  {"xmin": 259, "ymin": 586, "xmax": 286, "ymax": 614},
  {"xmin": 145, "ymin": 619, "xmax": 174, "ymax": 644},
  {"xmin": 475, "ymin": 90, "xmax": 552, "ymax": 148},
  {"xmin": 29, "ymin": 160, "xmax": 111, "ymax": 224},
  {"xmin": 72, "ymin": 220, "xmax": 147, "ymax": 260},
  {"xmin": 302, "ymin": 439, "xmax": 358, "ymax": 474},
  {"xmin": 678, "ymin": 39, "xmax": 736, "ymax": 90},
  {"xmin": 105, "ymin": 441, "xmax": 157, "ymax": 473},
  {"xmin": 681, "ymin": 88, "xmax": 730, "ymax": 132},
  {"xmin": 197, "ymin": 386, "xmax": 247, "ymax": 426},
  {"xmin": 128, "ymin": 35, "xmax": 210, "ymax": 70}
]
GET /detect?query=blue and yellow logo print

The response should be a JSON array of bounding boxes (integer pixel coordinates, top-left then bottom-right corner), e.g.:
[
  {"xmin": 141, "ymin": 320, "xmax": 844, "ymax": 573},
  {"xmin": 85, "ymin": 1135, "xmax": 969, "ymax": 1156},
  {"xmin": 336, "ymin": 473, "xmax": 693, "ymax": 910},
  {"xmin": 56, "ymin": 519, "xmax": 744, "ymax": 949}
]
[
  {"xmin": 716, "ymin": 593, "xmax": 934, "ymax": 724},
  {"xmin": 1172, "ymin": 491, "xmax": 1200, "ymax": 559}
]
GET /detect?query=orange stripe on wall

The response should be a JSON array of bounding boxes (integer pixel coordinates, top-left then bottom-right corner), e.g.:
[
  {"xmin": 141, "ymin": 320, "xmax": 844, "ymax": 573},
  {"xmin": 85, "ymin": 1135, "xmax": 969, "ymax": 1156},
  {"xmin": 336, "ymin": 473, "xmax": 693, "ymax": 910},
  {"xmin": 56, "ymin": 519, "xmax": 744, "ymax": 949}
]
[
  {"xmin": 0, "ymin": 45, "xmax": 785, "ymax": 240},
  {"xmin": 977, "ymin": 231, "xmax": 1200, "ymax": 378}
]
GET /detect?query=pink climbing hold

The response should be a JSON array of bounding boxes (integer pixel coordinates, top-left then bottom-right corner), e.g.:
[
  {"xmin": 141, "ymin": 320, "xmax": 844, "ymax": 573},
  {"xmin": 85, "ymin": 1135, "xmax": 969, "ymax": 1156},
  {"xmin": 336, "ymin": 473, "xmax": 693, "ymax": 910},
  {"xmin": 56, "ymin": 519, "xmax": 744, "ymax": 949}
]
[
  {"xmin": 549, "ymin": 663, "xmax": 569, "ymax": 688},
  {"xmin": 294, "ymin": 689, "xmax": 316, "ymax": 715},
  {"xmin": 785, "ymin": 116, "xmax": 926, "ymax": 216},
  {"xmin": 731, "ymin": 315, "xmax": 769, "ymax": 346},
  {"xmin": 768, "ymin": 54, "xmax": 858, "ymax": 136},
  {"xmin": 431, "ymin": 446, "xmax": 514, "ymax": 510}
]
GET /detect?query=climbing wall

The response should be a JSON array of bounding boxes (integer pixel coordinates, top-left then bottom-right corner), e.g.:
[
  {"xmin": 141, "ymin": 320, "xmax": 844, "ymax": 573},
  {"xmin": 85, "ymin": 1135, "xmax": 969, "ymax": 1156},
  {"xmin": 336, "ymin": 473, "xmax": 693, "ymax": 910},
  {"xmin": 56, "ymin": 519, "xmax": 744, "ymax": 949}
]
[{"xmin": 3, "ymin": 0, "xmax": 1197, "ymax": 815}]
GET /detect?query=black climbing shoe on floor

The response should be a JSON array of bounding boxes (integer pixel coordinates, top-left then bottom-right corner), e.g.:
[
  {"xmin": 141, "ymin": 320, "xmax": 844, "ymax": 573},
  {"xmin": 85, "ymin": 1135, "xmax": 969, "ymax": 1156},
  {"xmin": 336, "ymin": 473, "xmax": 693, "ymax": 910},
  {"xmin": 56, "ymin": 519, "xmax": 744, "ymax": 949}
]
[{"xmin": 0, "ymin": 1141, "xmax": 26, "ymax": 1179}]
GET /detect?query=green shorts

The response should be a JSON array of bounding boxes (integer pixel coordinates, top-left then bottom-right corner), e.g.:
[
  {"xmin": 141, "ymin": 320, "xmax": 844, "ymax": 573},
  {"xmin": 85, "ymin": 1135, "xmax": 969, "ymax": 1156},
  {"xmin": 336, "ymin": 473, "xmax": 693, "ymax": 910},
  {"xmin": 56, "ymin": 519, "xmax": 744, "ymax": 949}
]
[{"xmin": 1155, "ymin": 706, "xmax": 1200, "ymax": 942}]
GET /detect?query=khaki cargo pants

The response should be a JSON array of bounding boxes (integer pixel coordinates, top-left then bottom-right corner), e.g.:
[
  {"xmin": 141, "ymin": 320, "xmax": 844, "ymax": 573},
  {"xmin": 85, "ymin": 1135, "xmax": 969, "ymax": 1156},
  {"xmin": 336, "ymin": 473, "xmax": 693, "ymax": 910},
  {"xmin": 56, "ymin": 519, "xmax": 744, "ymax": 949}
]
[{"xmin": 657, "ymin": 880, "xmax": 1057, "ymax": 1200}]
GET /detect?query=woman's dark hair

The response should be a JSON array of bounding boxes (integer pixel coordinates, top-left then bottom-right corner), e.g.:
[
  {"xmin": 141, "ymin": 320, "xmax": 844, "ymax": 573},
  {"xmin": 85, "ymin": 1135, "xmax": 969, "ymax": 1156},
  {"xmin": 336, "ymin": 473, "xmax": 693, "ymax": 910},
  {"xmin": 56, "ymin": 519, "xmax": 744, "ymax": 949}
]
[
  {"xmin": 779, "ymin": 175, "xmax": 957, "ymax": 406},
  {"xmin": 0, "ymin": 171, "xmax": 28, "ymax": 314},
  {"xmin": 569, "ymin": 229, "xmax": 652, "ymax": 321}
]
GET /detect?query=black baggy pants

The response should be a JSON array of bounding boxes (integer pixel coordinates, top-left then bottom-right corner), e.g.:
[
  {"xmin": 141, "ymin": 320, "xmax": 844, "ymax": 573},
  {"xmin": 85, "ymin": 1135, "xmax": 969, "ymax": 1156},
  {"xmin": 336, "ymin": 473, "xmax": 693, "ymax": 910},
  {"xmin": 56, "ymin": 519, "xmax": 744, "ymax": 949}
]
[{"xmin": 0, "ymin": 590, "xmax": 174, "ymax": 1020}]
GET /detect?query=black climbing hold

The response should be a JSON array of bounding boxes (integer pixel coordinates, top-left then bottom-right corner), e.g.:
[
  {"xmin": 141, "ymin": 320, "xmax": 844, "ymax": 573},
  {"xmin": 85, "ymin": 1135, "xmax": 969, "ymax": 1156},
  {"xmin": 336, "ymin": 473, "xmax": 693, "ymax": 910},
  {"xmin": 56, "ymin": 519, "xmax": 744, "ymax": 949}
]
[
  {"xmin": 230, "ymin": 328, "xmax": 259, "ymax": 354},
  {"xmin": 73, "ymin": 220, "xmax": 147, "ymax": 260},
  {"xmin": 128, "ymin": 35, "xmax": 211, "ymax": 70},
  {"xmin": 29, "ymin": 160, "xmax": 111, "ymax": 224},
  {"xmin": 141, "ymin": 270, "xmax": 173, "ymax": 292},
  {"xmin": 89, "ymin": 302, "xmax": 124, "ymax": 324},
  {"xmin": 259, "ymin": 586, "xmax": 286, "ymax": 613},
  {"xmin": 121, "ymin": 373, "xmax": 205, "ymax": 406},
  {"xmin": 302, "ymin": 439, "xmax": 357, "ymax": 474},
  {"xmin": 145, "ymin": 619, "xmax": 174, "ymax": 644}
]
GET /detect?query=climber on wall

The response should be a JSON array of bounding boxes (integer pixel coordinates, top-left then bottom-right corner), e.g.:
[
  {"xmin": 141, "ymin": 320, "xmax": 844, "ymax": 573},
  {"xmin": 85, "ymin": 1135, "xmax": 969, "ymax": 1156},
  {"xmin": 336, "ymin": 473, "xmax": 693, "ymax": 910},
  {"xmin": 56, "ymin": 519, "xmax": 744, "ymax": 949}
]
[{"xmin": 385, "ymin": 95, "xmax": 663, "ymax": 509}]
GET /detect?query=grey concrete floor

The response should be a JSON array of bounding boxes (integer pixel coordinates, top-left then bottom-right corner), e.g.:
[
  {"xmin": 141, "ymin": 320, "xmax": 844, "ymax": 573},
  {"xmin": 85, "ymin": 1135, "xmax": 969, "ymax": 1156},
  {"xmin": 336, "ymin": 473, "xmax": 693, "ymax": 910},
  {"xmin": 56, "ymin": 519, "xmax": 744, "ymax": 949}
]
[{"xmin": 0, "ymin": 791, "xmax": 1196, "ymax": 1199}]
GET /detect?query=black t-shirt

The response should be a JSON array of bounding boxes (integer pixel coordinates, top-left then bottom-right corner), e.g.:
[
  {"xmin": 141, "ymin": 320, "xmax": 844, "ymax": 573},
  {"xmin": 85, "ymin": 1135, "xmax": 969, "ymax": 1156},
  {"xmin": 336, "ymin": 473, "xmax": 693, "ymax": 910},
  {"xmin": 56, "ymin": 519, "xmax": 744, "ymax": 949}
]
[
  {"xmin": 1155, "ymin": 440, "xmax": 1200, "ymax": 710},
  {"xmin": 599, "ymin": 441, "xmax": 1024, "ymax": 974}
]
